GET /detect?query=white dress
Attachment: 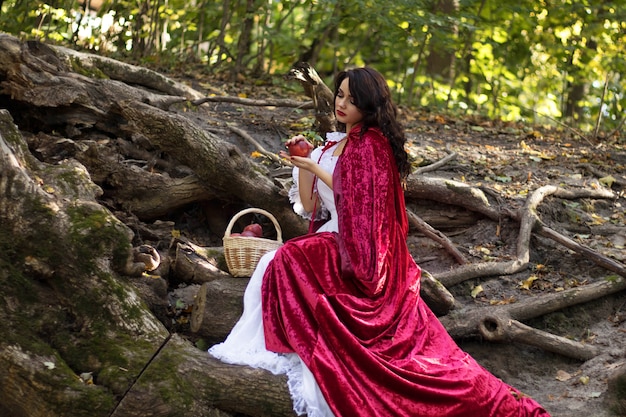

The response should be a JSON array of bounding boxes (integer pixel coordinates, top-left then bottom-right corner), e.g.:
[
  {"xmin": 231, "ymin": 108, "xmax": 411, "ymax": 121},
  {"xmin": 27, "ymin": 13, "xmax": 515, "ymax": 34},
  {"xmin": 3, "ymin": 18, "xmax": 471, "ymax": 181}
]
[{"xmin": 209, "ymin": 132, "xmax": 345, "ymax": 417}]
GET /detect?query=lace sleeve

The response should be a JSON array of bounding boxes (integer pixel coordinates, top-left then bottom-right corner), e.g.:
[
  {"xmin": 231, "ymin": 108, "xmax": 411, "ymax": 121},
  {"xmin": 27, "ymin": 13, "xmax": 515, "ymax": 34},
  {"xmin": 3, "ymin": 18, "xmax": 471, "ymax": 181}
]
[
  {"xmin": 287, "ymin": 144, "xmax": 323, "ymax": 220},
  {"xmin": 288, "ymin": 165, "xmax": 312, "ymax": 220},
  {"xmin": 288, "ymin": 132, "xmax": 345, "ymax": 221}
]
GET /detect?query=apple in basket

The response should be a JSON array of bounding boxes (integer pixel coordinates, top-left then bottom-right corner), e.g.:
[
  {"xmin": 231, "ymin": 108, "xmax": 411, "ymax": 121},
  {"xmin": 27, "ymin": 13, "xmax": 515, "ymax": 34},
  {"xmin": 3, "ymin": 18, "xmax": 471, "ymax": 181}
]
[{"xmin": 243, "ymin": 223, "xmax": 263, "ymax": 238}]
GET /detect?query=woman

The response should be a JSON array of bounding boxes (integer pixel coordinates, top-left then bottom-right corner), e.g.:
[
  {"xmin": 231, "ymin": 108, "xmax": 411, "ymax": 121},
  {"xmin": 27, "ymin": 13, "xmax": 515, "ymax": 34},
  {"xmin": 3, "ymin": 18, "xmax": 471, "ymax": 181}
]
[
  {"xmin": 209, "ymin": 129, "xmax": 345, "ymax": 417},
  {"xmin": 259, "ymin": 67, "xmax": 551, "ymax": 416},
  {"xmin": 211, "ymin": 68, "xmax": 548, "ymax": 417}
]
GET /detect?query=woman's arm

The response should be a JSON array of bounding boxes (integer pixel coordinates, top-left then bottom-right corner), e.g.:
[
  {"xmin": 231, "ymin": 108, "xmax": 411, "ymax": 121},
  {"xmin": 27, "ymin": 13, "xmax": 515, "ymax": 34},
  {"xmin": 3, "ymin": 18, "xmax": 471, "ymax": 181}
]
[
  {"xmin": 281, "ymin": 135, "xmax": 332, "ymax": 213},
  {"xmin": 290, "ymin": 157, "xmax": 332, "ymax": 212}
]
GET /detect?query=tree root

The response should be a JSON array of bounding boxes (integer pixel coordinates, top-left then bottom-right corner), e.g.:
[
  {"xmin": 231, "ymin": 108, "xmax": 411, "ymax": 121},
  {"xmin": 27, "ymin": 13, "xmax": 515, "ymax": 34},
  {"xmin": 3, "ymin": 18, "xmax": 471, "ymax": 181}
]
[
  {"xmin": 433, "ymin": 185, "xmax": 621, "ymax": 286},
  {"xmin": 441, "ymin": 274, "xmax": 626, "ymax": 342},
  {"xmin": 478, "ymin": 315, "xmax": 599, "ymax": 361}
]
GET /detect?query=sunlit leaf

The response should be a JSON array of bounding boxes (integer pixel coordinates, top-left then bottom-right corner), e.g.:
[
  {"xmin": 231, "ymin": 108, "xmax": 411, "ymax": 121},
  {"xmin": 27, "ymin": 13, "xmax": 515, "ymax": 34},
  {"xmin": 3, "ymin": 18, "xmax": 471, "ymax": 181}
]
[
  {"xmin": 519, "ymin": 275, "xmax": 539, "ymax": 290},
  {"xmin": 587, "ymin": 214, "xmax": 607, "ymax": 225},
  {"xmin": 471, "ymin": 285, "xmax": 484, "ymax": 298},
  {"xmin": 599, "ymin": 175, "xmax": 616, "ymax": 187}
]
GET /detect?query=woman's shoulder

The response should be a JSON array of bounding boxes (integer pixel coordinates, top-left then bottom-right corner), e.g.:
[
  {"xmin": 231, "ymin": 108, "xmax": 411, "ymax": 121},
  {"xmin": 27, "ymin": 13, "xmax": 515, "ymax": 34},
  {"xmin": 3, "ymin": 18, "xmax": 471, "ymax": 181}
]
[
  {"xmin": 348, "ymin": 127, "xmax": 389, "ymax": 154},
  {"xmin": 349, "ymin": 125, "xmax": 385, "ymax": 142}
]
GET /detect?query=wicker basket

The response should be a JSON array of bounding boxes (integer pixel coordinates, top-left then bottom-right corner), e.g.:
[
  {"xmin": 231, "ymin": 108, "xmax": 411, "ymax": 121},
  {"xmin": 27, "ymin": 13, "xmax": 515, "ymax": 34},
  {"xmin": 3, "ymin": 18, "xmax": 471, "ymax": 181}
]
[{"xmin": 223, "ymin": 208, "xmax": 283, "ymax": 277}]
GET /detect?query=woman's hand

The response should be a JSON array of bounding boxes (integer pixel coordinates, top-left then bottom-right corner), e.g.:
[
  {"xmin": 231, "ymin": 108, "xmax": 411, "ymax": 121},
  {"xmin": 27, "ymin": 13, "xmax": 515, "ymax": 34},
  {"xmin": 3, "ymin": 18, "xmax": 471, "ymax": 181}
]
[{"xmin": 287, "ymin": 155, "xmax": 318, "ymax": 171}]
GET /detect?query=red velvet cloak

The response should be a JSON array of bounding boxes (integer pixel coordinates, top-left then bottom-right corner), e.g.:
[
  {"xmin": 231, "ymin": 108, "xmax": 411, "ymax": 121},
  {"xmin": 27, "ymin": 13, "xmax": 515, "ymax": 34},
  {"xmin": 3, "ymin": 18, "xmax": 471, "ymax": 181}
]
[{"xmin": 262, "ymin": 126, "xmax": 550, "ymax": 417}]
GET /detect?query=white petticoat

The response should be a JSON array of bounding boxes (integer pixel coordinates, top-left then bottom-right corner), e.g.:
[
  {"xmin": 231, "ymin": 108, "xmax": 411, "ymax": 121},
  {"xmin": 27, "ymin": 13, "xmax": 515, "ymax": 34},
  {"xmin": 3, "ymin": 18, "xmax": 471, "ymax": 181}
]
[{"xmin": 208, "ymin": 251, "xmax": 334, "ymax": 417}]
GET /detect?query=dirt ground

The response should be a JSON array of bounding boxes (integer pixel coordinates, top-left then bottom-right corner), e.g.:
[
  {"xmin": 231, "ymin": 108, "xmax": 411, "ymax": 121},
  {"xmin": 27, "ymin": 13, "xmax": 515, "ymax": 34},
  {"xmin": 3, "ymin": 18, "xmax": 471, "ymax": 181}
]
[{"xmin": 168, "ymin": 74, "xmax": 626, "ymax": 417}]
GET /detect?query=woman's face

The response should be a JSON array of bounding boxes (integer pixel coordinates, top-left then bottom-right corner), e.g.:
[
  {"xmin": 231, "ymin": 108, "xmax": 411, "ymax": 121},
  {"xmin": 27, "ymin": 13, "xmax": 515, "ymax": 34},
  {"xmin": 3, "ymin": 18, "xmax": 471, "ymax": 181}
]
[{"xmin": 335, "ymin": 77, "xmax": 363, "ymax": 132}]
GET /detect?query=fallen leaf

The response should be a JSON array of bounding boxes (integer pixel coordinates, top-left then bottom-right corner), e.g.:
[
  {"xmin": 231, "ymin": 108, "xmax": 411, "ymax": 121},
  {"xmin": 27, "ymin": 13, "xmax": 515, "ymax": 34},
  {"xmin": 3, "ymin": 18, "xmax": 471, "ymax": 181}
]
[
  {"xmin": 519, "ymin": 275, "xmax": 539, "ymax": 290},
  {"xmin": 538, "ymin": 152, "xmax": 555, "ymax": 160},
  {"xmin": 599, "ymin": 175, "xmax": 616, "ymax": 187},
  {"xmin": 587, "ymin": 213, "xmax": 608, "ymax": 225},
  {"xmin": 471, "ymin": 285, "xmax": 484, "ymax": 298},
  {"xmin": 489, "ymin": 296, "xmax": 516, "ymax": 305},
  {"xmin": 556, "ymin": 370, "xmax": 572, "ymax": 381},
  {"xmin": 494, "ymin": 175, "xmax": 512, "ymax": 183},
  {"xmin": 79, "ymin": 372, "xmax": 93, "ymax": 384}
]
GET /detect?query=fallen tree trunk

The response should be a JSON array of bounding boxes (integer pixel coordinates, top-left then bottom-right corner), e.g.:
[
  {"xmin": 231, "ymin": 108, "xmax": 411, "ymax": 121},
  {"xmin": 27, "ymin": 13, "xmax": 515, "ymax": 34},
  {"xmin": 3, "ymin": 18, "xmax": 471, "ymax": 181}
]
[
  {"xmin": 190, "ymin": 270, "xmax": 455, "ymax": 344},
  {"xmin": 171, "ymin": 238, "xmax": 230, "ymax": 284},
  {"xmin": 0, "ymin": 109, "xmax": 172, "ymax": 417},
  {"xmin": 0, "ymin": 33, "xmax": 309, "ymax": 238},
  {"xmin": 115, "ymin": 98, "xmax": 308, "ymax": 237},
  {"xmin": 110, "ymin": 334, "xmax": 296, "ymax": 417}
]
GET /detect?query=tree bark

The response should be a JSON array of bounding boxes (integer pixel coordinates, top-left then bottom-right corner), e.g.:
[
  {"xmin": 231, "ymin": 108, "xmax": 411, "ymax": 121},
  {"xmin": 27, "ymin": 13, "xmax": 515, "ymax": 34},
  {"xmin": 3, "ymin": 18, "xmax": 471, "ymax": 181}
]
[
  {"xmin": 115, "ymin": 99, "xmax": 308, "ymax": 238},
  {"xmin": 111, "ymin": 335, "xmax": 296, "ymax": 417},
  {"xmin": 0, "ymin": 109, "xmax": 172, "ymax": 417},
  {"xmin": 478, "ymin": 315, "xmax": 599, "ymax": 361},
  {"xmin": 0, "ymin": 97, "xmax": 296, "ymax": 417}
]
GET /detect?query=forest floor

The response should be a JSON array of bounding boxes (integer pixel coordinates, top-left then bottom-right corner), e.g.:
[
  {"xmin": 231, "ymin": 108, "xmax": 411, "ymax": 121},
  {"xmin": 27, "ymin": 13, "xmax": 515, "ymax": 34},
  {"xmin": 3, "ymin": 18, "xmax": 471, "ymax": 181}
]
[{"xmin": 166, "ymin": 70, "xmax": 626, "ymax": 417}]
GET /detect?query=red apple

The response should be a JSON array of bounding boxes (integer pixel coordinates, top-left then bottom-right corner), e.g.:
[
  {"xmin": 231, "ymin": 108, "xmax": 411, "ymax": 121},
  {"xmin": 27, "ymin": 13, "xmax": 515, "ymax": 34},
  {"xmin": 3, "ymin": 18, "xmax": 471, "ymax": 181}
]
[
  {"xmin": 240, "ymin": 230, "xmax": 257, "ymax": 237},
  {"xmin": 243, "ymin": 223, "xmax": 263, "ymax": 237},
  {"xmin": 287, "ymin": 140, "xmax": 312, "ymax": 157},
  {"xmin": 230, "ymin": 232, "xmax": 241, "ymax": 237}
]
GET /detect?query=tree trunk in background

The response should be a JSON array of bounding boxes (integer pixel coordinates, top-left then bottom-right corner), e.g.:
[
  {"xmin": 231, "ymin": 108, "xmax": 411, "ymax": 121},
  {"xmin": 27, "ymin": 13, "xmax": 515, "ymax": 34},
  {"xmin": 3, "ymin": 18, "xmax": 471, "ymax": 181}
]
[
  {"xmin": 233, "ymin": 0, "xmax": 258, "ymax": 79},
  {"xmin": 426, "ymin": 0, "xmax": 459, "ymax": 82},
  {"xmin": 564, "ymin": 76, "xmax": 586, "ymax": 122},
  {"xmin": 296, "ymin": 1, "xmax": 342, "ymax": 68},
  {"xmin": 132, "ymin": 0, "xmax": 150, "ymax": 58}
]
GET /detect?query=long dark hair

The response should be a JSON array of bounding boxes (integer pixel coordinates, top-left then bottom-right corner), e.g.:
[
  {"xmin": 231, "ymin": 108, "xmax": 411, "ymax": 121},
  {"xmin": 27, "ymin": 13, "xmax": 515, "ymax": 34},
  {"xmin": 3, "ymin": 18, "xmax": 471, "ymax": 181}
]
[{"xmin": 334, "ymin": 67, "xmax": 411, "ymax": 180}]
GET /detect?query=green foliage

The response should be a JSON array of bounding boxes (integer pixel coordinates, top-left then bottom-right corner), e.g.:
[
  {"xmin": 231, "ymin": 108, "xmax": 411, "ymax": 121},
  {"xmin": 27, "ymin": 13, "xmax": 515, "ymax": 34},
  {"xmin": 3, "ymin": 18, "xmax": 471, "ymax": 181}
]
[{"xmin": 0, "ymin": 0, "xmax": 624, "ymax": 135}]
